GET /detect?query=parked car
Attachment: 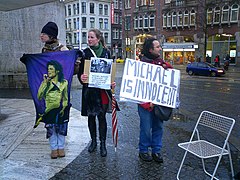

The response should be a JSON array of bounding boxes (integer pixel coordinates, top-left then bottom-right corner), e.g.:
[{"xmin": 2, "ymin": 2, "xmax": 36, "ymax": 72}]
[
  {"xmin": 186, "ymin": 62, "xmax": 225, "ymax": 77},
  {"xmin": 116, "ymin": 58, "xmax": 124, "ymax": 63}
]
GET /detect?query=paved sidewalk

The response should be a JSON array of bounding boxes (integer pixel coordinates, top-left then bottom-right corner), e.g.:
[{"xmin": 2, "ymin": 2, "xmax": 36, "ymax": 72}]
[{"xmin": 0, "ymin": 98, "xmax": 90, "ymax": 180}]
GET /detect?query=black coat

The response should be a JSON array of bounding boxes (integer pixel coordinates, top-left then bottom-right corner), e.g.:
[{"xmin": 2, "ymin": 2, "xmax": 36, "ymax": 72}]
[{"xmin": 78, "ymin": 47, "xmax": 118, "ymax": 116}]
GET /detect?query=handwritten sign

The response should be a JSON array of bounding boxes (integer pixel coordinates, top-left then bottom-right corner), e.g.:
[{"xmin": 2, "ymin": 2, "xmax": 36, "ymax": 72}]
[{"xmin": 120, "ymin": 58, "xmax": 180, "ymax": 108}]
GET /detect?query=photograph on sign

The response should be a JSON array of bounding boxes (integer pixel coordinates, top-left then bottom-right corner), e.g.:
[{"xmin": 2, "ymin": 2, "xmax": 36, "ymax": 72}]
[
  {"xmin": 88, "ymin": 57, "xmax": 113, "ymax": 90},
  {"xmin": 120, "ymin": 58, "xmax": 180, "ymax": 108}
]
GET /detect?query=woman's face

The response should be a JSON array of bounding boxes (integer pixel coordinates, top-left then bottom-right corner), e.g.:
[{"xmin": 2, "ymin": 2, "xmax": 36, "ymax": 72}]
[
  {"xmin": 88, "ymin": 31, "xmax": 99, "ymax": 47},
  {"xmin": 40, "ymin": 33, "xmax": 50, "ymax": 43}
]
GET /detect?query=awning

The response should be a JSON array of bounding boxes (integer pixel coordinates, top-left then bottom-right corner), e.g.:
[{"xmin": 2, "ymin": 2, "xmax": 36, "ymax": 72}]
[{"xmin": 162, "ymin": 42, "xmax": 198, "ymax": 50}]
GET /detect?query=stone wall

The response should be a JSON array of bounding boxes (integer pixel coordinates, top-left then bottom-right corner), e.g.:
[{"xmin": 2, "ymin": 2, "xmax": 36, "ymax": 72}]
[{"xmin": 0, "ymin": 1, "xmax": 70, "ymax": 88}]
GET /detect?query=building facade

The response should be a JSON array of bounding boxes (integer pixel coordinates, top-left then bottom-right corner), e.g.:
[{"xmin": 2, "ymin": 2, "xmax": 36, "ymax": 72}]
[
  {"xmin": 64, "ymin": 0, "xmax": 112, "ymax": 50},
  {"xmin": 123, "ymin": 0, "xmax": 240, "ymax": 65}
]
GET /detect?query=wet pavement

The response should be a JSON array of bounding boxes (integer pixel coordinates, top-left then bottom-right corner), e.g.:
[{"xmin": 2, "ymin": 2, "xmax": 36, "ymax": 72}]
[{"xmin": 0, "ymin": 64, "xmax": 240, "ymax": 179}]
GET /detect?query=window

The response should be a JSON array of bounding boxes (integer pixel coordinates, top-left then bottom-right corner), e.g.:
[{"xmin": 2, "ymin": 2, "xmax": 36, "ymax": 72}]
[
  {"xmin": 99, "ymin": 18, "xmax": 103, "ymax": 29},
  {"xmin": 90, "ymin": 17, "xmax": 95, "ymax": 28},
  {"xmin": 163, "ymin": 14, "xmax": 167, "ymax": 27},
  {"xmin": 214, "ymin": 7, "xmax": 220, "ymax": 24},
  {"xmin": 178, "ymin": 11, "xmax": 183, "ymax": 27},
  {"xmin": 125, "ymin": 16, "xmax": 131, "ymax": 30},
  {"xmin": 114, "ymin": 0, "xmax": 118, "ymax": 8},
  {"xmin": 82, "ymin": 17, "xmax": 86, "ymax": 28},
  {"xmin": 77, "ymin": 3, "xmax": 79, "ymax": 14},
  {"xmin": 207, "ymin": 8, "xmax": 213, "ymax": 24},
  {"xmin": 230, "ymin": 4, "xmax": 239, "ymax": 22},
  {"xmin": 77, "ymin": 18, "xmax": 80, "ymax": 29},
  {"xmin": 82, "ymin": 32, "xmax": 87, "ymax": 43},
  {"xmin": 139, "ymin": 15, "xmax": 143, "ymax": 28},
  {"xmin": 167, "ymin": 13, "xmax": 171, "ymax": 27},
  {"xmin": 113, "ymin": 28, "xmax": 119, "ymax": 39},
  {"xmin": 68, "ymin": 19, "xmax": 72, "ymax": 29},
  {"xmin": 119, "ymin": 15, "xmax": 122, "ymax": 24},
  {"xmin": 68, "ymin": 5, "xmax": 71, "ymax": 16},
  {"xmin": 90, "ymin": 3, "xmax": 95, "ymax": 14},
  {"xmin": 104, "ymin": 5, "xmax": 108, "ymax": 15},
  {"xmin": 172, "ymin": 12, "xmax": 177, "ymax": 27},
  {"xmin": 104, "ymin": 19, "xmax": 108, "ymax": 29},
  {"xmin": 119, "ymin": 0, "xmax": 122, "ymax": 9},
  {"xmin": 149, "ymin": 0, "xmax": 154, "ymax": 5},
  {"xmin": 99, "ymin": 4, "xmax": 103, "ymax": 15},
  {"xmin": 222, "ymin": 5, "xmax": 229, "ymax": 23},
  {"xmin": 149, "ymin": 14, "xmax": 155, "ymax": 28},
  {"xmin": 190, "ymin": 10, "xmax": 195, "ymax": 25},
  {"xmin": 134, "ymin": 16, "xmax": 138, "ymax": 29},
  {"xmin": 65, "ymin": 20, "xmax": 67, "ymax": 29},
  {"xmin": 73, "ymin": 4, "xmax": 76, "ymax": 15},
  {"xmin": 82, "ymin": 2, "xmax": 86, "ymax": 14},
  {"xmin": 183, "ymin": 10, "xmax": 189, "ymax": 26},
  {"xmin": 74, "ymin": 33, "xmax": 77, "ymax": 44},
  {"xmin": 104, "ymin": 33, "xmax": 108, "ymax": 44},
  {"xmin": 125, "ymin": 0, "xmax": 131, "ymax": 9},
  {"xmin": 144, "ymin": 14, "xmax": 148, "ymax": 28},
  {"xmin": 114, "ymin": 13, "xmax": 119, "ymax": 24},
  {"xmin": 73, "ymin": 18, "xmax": 77, "ymax": 29},
  {"xmin": 119, "ymin": 29, "xmax": 122, "ymax": 39}
]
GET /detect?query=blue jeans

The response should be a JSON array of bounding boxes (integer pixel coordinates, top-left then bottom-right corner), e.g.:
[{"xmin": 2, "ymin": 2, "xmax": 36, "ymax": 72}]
[
  {"xmin": 49, "ymin": 126, "xmax": 65, "ymax": 150},
  {"xmin": 138, "ymin": 105, "xmax": 163, "ymax": 154}
]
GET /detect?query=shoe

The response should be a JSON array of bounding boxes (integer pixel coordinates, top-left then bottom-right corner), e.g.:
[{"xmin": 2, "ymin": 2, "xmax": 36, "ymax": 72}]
[
  {"xmin": 139, "ymin": 153, "xmax": 152, "ymax": 162},
  {"xmin": 152, "ymin": 153, "xmax": 163, "ymax": 163},
  {"xmin": 88, "ymin": 140, "xmax": 97, "ymax": 153},
  {"xmin": 100, "ymin": 141, "xmax": 107, "ymax": 157},
  {"xmin": 58, "ymin": 149, "xmax": 65, "ymax": 158},
  {"xmin": 51, "ymin": 150, "xmax": 58, "ymax": 159}
]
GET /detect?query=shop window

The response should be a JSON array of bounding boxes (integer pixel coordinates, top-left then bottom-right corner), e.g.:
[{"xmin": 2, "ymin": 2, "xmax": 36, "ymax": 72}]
[
  {"xmin": 163, "ymin": 14, "xmax": 167, "ymax": 28},
  {"xmin": 178, "ymin": 11, "xmax": 183, "ymax": 27},
  {"xmin": 207, "ymin": 8, "xmax": 213, "ymax": 24},
  {"xmin": 99, "ymin": 4, "xmax": 103, "ymax": 15},
  {"xmin": 230, "ymin": 4, "xmax": 239, "ymax": 22},
  {"xmin": 190, "ymin": 10, "xmax": 195, "ymax": 26},
  {"xmin": 183, "ymin": 10, "xmax": 189, "ymax": 26},
  {"xmin": 214, "ymin": 7, "xmax": 220, "ymax": 24},
  {"xmin": 167, "ymin": 13, "xmax": 171, "ymax": 27},
  {"xmin": 172, "ymin": 12, "xmax": 177, "ymax": 27},
  {"xmin": 222, "ymin": 5, "xmax": 229, "ymax": 23},
  {"xmin": 149, "ymin": 14, "xmax": 155, "ymax": 28}
]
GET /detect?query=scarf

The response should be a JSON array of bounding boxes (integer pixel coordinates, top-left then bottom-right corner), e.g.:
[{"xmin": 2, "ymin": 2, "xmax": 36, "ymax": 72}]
[{"xmin": 90, "ymin": 43, "xmax": 103, "ymax": 58}]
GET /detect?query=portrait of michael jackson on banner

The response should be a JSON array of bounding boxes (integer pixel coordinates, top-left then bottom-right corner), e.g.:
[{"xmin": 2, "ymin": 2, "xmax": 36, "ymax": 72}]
[{"xmin": 20, "ymin": 50, "xmax": 80, "ymax": 128}]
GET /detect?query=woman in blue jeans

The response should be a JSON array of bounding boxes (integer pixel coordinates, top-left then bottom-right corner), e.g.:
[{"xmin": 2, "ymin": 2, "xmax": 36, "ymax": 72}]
[{"xmin": 138, "ymin": 37, "xmax": 173, "ymax": 163}]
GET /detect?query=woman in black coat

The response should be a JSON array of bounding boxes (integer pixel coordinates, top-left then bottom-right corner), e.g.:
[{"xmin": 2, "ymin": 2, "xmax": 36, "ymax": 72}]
[{"xmin": 78, "ymin": 29, "xmax": 116, "ymax": 157}]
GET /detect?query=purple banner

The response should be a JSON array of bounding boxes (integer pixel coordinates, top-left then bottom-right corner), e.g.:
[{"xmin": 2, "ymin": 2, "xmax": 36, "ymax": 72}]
[{"xmin": 20, "ymin": 50, "xmax": 79, "ymax": 127}]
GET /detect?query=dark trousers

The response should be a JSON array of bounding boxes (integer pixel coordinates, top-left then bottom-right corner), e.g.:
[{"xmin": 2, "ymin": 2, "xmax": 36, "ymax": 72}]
[{"xmin": 88, "ymin": 105, "xmax": 107, "ymax": 141}]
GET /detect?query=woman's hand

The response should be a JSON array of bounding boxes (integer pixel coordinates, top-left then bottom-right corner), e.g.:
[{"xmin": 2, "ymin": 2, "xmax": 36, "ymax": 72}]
[
  {"xmin": 111, "ymin": 81, "xmax": 116, "ymax": 89},
  {"xmin": 80, "ymin": 74, "xmax": 88, "ymax": 82}
]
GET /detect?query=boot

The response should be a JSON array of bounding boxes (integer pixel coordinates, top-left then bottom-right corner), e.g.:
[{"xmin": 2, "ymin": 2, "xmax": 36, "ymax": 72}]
[
  {"xmin": 88, "ymin": 139, "xmax": 97, "ymax": 153},
  {"xmin": 88, "ymin": 117, "xmax": 97, "ymax": 153},
  {"xmin": 100, "ymin": 140, "xmax": 107, "ymax": 157}
]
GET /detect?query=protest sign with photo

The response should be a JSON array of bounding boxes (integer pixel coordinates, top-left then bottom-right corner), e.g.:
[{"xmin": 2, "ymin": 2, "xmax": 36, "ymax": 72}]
[{"xmin": 120, "ymin": 58, "xmax": 180, "ymax": 108}]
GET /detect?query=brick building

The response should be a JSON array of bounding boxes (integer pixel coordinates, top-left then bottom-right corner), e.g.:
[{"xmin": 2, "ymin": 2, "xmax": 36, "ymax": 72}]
[{"xmin": 123, "ymin": 0, "xmax": 240, "ymax": 65}]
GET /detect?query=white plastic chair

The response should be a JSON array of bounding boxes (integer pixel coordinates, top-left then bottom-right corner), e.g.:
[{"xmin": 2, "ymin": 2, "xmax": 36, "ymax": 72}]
[{"xmin": 177, "ymin": 111, "xmax": 235, "ymax": 180}]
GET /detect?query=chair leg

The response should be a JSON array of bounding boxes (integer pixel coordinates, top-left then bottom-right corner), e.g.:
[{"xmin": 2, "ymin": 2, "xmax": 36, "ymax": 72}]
[
  {"xmin": 227, "ymin": 143, "xmax": 235, "ymax": 179},
  {"xmin": 177, "ymin": 151, "xmax": 188, "ymax": 180},
  {"xmin": 201, "ymin": 158, "xmax": 219, "ymax": 180}
]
